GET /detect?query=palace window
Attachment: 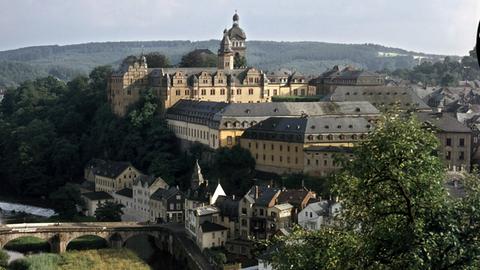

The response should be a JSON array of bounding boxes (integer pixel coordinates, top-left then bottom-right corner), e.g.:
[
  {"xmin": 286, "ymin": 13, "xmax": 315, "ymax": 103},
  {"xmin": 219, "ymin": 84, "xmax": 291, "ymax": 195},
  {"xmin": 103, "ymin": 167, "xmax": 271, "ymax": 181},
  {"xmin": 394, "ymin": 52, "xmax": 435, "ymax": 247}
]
[
  {"xmin": 446, "ymin": 138, "xmax": 452, "ymax": 146},
  {"xmin": 176, "ymin": 90, "xmax": 181, "ymax": 96},
  {"xmin": 273, "ymin": 89, "xmax": 278, "ymax": 96},
  {"xmin": 237, "ymin": 89, "xmax": 242, "ymax": 95},
  {"xmin": 185, "ymin": 89, "xmax": 189, "ymax": 95},
  {"xmin": 220, "ymin": 89, "xmax": 225, "ymax": 95},
  {"xmin": 459, "ymin": 138, "xmax": 465, "ymax": 147},
  {"xmin": 210, "ymin": 89, "xmax": 215, "ymax": 95},
  {"xmin": 459, "ymin": 151, "xmax": 465, "ymax": 161},
  {"xmin": 201, "ymin": 89, "xmax": 206, "ymax": 95},
  {"xmin": 227, "ymin": 136, "xmax": 233, "ymax": 145},
  {"xmin": 249, "ymin": 89, "xmax": 254, "ymax": 95}
]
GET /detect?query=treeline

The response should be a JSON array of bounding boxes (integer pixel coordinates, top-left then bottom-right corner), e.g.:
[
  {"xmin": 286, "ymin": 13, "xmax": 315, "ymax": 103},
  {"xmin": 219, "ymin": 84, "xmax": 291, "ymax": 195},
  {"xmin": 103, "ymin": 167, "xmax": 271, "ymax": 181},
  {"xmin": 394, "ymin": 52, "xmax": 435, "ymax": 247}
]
[
  {"xmin": 0, "ymin": 40, "xmax": 442, "ymax": 87},
  {"xmin": 385, "ymin": 48, "xmax": 480, "ymax": 86}
]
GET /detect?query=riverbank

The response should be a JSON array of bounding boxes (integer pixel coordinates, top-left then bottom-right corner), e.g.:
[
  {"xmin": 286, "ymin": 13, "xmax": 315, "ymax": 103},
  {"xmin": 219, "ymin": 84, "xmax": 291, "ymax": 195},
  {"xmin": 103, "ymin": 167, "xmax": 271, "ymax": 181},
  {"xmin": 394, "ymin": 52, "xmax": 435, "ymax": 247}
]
[{"xmin": 0, "ymin": 195, "xmax": 53, "ymax": 210}]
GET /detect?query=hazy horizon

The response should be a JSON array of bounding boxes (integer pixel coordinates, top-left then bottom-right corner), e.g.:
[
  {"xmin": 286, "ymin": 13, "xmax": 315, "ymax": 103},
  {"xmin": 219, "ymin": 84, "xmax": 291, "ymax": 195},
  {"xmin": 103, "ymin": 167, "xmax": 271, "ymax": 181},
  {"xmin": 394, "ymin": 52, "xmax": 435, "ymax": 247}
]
[{"xmin": 0, "ymin": 0, "xmax": 478, "ymax": 56}]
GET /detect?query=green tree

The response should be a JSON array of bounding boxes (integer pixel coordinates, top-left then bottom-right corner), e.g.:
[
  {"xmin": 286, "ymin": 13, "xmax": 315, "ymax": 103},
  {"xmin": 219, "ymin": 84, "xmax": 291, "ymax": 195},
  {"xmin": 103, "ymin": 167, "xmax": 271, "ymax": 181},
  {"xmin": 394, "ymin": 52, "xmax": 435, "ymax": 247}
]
[
  {"xmin": 179, "ymin": 49, "xmax": 217, "ymax": 67},
  {"xmin": 265, "ymin": 112, "xmax": 480, "ymax": 269},
  {"xmin": 49, "ymin": 184, "xmax": 82, "ymax": 219},
  {"xmin": 211, "ymin": 145, "xmax": 255, "ymax": 195},
  {"xmin": 234, "ymin": 54, "xmax": 246, "ymax": 68},
  {"xmin": 0, "ymin": 250, "xmax": 8, "ymax": 268},
  {"xmin": 128, "ymin": 88, "xmax": 158, "ymax": 128},
  {"xmin": 145, "ymin": 52, "xmax": 170, "ymax": 68},
  {"xmin": 95, "ymin": 201, "xmax": 124, "ymax": 222},
  {"xmin": 88, "ymin": 65, "xmax": 112, "ymax": 93}
]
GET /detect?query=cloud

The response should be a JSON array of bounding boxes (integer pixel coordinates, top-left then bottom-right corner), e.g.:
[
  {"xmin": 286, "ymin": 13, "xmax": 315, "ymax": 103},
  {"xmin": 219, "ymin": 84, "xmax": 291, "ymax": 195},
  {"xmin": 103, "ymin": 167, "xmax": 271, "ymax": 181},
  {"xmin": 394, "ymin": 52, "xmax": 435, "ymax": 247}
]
[{"xmin": 0, "ymin": 0, "xmax": 478, "ymax": 55}]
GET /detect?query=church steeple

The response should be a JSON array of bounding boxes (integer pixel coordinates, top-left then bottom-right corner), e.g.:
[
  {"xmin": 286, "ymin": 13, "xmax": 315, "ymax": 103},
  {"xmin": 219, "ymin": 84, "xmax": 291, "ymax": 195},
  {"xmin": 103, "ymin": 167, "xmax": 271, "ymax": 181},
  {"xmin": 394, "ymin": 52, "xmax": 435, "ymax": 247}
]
[{"xmin": 218, "ymin": 29, "xmax": 234, "ymax": 70}]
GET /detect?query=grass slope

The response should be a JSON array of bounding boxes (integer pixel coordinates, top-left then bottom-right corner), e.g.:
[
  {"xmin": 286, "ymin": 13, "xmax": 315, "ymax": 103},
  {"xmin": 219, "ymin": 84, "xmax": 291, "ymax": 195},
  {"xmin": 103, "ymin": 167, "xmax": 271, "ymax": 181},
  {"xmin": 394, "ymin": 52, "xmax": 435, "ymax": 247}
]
[{"xmin": 8, "ymin": 249, "xmax": 149, "ymax": 270}]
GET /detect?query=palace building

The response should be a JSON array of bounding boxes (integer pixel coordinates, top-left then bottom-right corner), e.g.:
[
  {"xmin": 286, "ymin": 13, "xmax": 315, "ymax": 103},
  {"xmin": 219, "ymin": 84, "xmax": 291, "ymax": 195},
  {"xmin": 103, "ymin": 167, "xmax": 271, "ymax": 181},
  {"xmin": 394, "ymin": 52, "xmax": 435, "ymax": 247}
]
[
  {"xmin": 165, "ymin": 99, "xmax": 380, "ymax": 150},
  {"xmin": 108, "ymin": 12, "xmax": 315, "ymax": 117}
]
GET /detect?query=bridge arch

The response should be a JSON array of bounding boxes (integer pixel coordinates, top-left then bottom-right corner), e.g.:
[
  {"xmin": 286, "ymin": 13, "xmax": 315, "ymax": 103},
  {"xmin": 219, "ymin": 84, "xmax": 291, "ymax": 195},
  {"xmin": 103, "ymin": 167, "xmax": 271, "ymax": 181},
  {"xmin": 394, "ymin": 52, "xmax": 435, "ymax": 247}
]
[
  {"xmin": 2, "ymin": 235, "xmax": 51, "ymax": 253},
  {"xmin": 66, "ymin": 234, "xmax": 109, "ymax": 251}
]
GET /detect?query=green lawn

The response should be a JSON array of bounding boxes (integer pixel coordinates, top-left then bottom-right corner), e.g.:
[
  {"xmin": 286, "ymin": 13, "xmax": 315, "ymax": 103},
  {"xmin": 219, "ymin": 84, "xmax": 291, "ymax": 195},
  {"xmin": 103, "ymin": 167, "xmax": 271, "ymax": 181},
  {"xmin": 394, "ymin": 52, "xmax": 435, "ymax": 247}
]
[
  {"xmin": 7, "ymin": 249, "xmax": 150, "ymax": 270},
  {"xmin": 3, "ymin": 237, "xmax": 50, "ymax": 253}
]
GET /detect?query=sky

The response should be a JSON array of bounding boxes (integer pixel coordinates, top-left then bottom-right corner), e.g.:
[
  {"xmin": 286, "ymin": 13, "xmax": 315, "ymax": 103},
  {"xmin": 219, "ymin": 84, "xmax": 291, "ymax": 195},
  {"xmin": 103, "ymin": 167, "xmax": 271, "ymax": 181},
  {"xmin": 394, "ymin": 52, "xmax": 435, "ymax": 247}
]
[{"xmin": 0, "ymin": 0, "xmax": 479, "ymax": 56}]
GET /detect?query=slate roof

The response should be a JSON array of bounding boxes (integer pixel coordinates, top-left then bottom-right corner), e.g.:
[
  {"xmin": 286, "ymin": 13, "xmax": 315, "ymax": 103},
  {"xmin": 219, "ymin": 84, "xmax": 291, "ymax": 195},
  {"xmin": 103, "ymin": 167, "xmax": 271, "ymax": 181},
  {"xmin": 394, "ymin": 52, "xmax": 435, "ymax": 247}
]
[
  {"xmin": 246, "ymin": 186, "xmax": 281, "ymax": 207},
  {"xmin": 166, "ymin": 99, "xmax": 230, "ymax": 129},
  {"xmin": 318, "ymin": 66, "xmax": 383, "ymax": 81},
  {"xmin": 277, "ymin": 189, "xmax": 311, "ymax": 209},
  {"xmin": 215, "ymin": 196, "xmax": 240, "ymax": 220},
  {"xmin": 415, "ymin": 112, "xmax": 472, "ymax": 133},
  {"xmin": 324, "ymin": 85, "xmax": 431, "ymax": 111},
  {"xmin": 135, "ymin": 174, "xmax": 157, "ymax": 186},
  {"xmin": 217, "ymin": 101, "xmax": 379, "ymax": 119},
  {"xmin": 116, "ymin": 188, "xmax": 133, "ymax": 198},
  {"xmin": 151, "ymin": 187, "xmax": 182, "ymax": 201},
  {"xmin": 306, "ymin": 200, "xmax": 337, "ymax": 216},
  {"xmin": 82, "ymin": 191, "xmax": 113, "ymax": 201},
  {"xmin": 85, "ymin": 159, "xmax": 133, "ymax": 179},
  {"xmin": 200, "ymin": 221, "xmax": 228, "ymax": 233},
  {"xmin": 241, "ymin": 116, "xmax": 372, "ymax": 143},
  {"xmin": 228, "ymin": 22, "xmax": 246, "ymax": 40}
]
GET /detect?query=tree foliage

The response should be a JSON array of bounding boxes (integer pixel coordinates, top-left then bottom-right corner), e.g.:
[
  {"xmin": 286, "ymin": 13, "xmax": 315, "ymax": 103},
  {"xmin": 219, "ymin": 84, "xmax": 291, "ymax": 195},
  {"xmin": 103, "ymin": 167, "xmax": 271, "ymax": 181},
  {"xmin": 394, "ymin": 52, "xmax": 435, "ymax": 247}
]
[
  {"xmin": 234, "ymin": 54, "xmax": 247, "ymax": 68},
  {"xmin": 179, "ymin": 49, "xmax": 217, "ymax": 67},
  {"xmin": 145, "ymin": 52, "xmax": 170, "ymax": 68},
  {"xmin": 0, "ymin": 250, "xmax": 8, "ymax": 268},
  {"xmin": 209, "ymin": 145, "xmax": 256, "ymax": 195},
  {"xmin": 0, "ymin": 66, "xmax": 188, "ymax": 198},
  {"xmin": 95, "ymin": 201, "xmax": 124, "ymax": 222},
  {"xmin": 265, "ymin": 112, "xmax": 480, "ymax": 269},
  {"xmin": 49, "ymin": 184, "xmax": 82, "ymax": 219}
]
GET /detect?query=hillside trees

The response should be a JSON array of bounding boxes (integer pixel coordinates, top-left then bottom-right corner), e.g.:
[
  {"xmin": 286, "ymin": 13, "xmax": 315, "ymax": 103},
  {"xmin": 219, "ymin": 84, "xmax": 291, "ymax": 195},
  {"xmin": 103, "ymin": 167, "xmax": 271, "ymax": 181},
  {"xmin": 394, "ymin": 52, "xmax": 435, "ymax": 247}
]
[
  {"xmin": 179, "ymin": 49, "xmax": 217, "ymax": 67},
  {"xmin": 387, "ymin": 48, "xmax": 480, "ymax": 85},
  {"xmin": 265, "ymin": 112, "xmax": 480, "ymax": 269},
  {"xmin": 0, "ymin": 65, "xmax": 189, "ymax": 198}
]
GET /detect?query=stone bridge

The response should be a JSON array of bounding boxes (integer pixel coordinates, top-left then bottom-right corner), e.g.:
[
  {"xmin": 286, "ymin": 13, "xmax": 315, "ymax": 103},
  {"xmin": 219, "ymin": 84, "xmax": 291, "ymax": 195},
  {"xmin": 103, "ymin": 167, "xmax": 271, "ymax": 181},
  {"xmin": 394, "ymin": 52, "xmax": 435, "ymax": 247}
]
[{"xmin": 0, "ymin": 222, "xmax": 213, "ymax": 270}]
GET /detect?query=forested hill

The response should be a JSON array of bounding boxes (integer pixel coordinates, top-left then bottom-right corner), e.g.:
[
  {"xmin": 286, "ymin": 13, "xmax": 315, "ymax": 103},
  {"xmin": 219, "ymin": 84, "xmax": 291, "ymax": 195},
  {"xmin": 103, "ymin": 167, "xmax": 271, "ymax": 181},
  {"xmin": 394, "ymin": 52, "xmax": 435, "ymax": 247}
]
[{"xmin": 0, "ymin": 40, "xmax": 447, "ymax": 87}]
